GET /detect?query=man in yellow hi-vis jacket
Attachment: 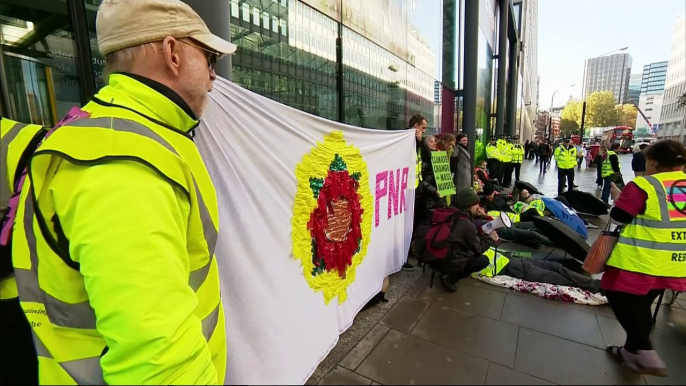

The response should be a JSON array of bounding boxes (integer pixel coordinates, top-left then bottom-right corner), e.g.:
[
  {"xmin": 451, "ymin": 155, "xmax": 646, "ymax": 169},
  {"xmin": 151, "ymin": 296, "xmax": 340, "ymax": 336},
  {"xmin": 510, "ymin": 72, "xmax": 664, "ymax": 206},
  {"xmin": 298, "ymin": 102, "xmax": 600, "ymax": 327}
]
[
  {"xmin": 8, "ymin": 0, "xmax": 237, "ymax": 384},
  {"xmin": 1, "ymin": 117, "xmax": 46, "ymax": 385}
]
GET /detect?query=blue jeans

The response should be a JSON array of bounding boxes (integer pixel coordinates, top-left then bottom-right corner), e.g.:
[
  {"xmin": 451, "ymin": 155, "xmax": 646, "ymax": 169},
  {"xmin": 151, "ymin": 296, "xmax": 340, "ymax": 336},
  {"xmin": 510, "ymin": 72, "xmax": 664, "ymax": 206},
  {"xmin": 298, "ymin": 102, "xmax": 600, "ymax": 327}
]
[{"xmin": 601, "ymin": 175, "xmax": 613, "ymax": 203}]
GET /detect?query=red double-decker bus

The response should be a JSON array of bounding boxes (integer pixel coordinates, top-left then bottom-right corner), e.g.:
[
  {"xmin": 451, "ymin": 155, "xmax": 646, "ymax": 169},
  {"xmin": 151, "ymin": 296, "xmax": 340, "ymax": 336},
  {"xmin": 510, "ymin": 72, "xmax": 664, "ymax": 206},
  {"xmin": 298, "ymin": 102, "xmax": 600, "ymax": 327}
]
[{"xmin": 601, "ymin": 126, "xmax": 634, "ymax": 153}]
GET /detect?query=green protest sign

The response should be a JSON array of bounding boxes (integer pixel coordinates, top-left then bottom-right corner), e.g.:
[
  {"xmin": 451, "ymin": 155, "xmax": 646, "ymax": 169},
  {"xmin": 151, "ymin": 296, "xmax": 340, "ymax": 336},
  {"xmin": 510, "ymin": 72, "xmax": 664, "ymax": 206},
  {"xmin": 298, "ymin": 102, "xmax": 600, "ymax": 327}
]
[{"xmin": 430, "ymin": 151, "xmax": 456, "ymax": 197}]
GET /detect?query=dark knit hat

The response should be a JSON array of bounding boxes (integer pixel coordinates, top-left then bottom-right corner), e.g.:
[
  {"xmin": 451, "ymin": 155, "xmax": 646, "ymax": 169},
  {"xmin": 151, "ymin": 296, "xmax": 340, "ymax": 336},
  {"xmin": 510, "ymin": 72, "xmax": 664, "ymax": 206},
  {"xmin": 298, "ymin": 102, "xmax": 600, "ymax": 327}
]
[
  {"xmin": 454, "ymin": 188, "xmax": 480, "ymax": 208},
  {"xmin": 482, "ymin": 184, "xmax": 495, "ymax": 196}
]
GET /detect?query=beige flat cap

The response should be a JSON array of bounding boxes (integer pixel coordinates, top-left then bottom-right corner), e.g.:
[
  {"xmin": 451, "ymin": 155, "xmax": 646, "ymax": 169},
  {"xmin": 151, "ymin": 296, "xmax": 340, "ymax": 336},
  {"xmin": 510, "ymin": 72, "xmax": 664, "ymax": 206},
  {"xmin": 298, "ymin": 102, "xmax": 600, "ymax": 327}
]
[{"xmin": 97, "ymin": 0, "xmax": 237, "ymax": 56}]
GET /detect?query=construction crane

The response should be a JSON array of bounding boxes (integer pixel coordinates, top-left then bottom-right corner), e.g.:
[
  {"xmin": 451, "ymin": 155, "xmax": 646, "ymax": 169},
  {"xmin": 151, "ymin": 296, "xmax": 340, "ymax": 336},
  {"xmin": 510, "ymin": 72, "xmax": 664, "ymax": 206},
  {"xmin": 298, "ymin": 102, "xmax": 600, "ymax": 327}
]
[{"xmin": 629, "ymin": 99, "xmax": 653, "ymax": 132}]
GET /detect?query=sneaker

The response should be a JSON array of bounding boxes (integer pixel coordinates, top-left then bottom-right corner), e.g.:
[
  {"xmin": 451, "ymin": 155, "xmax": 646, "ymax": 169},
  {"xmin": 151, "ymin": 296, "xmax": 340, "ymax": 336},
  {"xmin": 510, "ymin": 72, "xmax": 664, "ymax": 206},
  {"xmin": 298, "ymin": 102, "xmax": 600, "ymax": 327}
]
[
  {"xmin": 402, "ymin": 263, "xmax": 415, "ymax": 271},
  {"xmin": 440, "ymin": 275, "xmax": 457, "ymax": 292},
  {"xmin": 636, "ymin": 350, "xmax": 670, "ymax": 377}
]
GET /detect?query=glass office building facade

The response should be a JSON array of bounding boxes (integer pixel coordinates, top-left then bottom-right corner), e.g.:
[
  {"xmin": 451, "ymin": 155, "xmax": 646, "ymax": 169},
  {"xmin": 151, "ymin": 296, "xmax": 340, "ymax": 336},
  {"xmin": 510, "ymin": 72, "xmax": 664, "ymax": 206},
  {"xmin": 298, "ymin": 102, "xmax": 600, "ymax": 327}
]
[
  {"xmin": 0, "ymin": 0, "xmax": 440, "ymax": 133},
  {"xmin": 640, "ymin": 61, "xmax": 668, "ymax": 96}
]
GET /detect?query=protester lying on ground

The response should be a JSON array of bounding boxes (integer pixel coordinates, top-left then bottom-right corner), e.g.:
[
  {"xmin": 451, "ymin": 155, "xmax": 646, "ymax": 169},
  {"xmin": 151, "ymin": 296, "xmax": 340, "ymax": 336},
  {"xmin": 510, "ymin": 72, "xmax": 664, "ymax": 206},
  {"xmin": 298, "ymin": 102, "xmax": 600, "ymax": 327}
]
[
  {"xmin": 479, "ymin": 184, "xmax": 512, "ymax": 213},
  {"xmin": 473, "ymin": 250, "xmax": 602, "ymax": 294},
  {"xmin": 428, "ymin": 189, "xmax": 494, "ymax": 292},
  {"xmin": 474, "ymin": 217, "xmax": 552, "ymax": 249}
]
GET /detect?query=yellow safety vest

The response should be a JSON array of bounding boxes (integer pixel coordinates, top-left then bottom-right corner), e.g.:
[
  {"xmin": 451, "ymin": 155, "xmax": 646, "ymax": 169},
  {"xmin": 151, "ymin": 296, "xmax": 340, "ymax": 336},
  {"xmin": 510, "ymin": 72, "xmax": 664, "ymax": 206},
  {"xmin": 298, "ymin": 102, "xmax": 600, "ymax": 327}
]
[
  {"xmin": 12, "ymin": 74, "xmax": 226, "ymax": 384},
  {"xmin": 0, "ymin": 118, "xmax": 46, "ymax": 300},
  {"xmin": 511, "ymin": 144, "xmax": 525, "ymax": 164},
  {"xmin": 488, "ymin": 210, "xmax": 520, "ymax": 223},
  {"xmin": 528, "ymin": 199, "xmax": 546, "ymax": 215},
  {"xmin": 415, "ymin": 148, "xmax": 422, "ymax": 189},
  {"xmin": 474, "ymin": 248, "xmax": 510, "ymax": 277},
  {"xmin": 499, "ymin": 141, "xmax": 512, "ymax": 162},
  {"xmin": 554, "ymin": 146, "xmax": 577, "ymax": 169},
  {"xmin": 601, "ymin": 151, "xmax": 618, "ymax": 178},
  {"xmin": 606, "ymin": 171, "xmax": 686, "ymax": 277},
  {"xmin": 486, "ymin": 144, "xmax": 500, "ymax": 161}
]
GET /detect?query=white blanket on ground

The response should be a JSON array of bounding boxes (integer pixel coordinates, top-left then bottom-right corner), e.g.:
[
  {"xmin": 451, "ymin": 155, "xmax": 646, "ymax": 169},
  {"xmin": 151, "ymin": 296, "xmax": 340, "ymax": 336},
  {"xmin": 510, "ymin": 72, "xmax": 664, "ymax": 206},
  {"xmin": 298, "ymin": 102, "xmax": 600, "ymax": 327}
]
[
  {"xmin": 196, "ymin": 78, "xmax": 416, "ymax": 384},
  {"xmin": 474, "ymin": 275, "xmax": 608, "ymax": 305}
]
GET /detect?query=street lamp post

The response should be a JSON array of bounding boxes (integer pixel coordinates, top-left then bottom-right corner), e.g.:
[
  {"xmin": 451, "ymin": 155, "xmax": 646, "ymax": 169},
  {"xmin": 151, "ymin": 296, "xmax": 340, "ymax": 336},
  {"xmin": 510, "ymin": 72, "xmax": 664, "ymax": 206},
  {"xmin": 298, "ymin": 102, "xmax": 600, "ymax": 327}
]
[{"xmin": 548, "ymin": 84, "xmax": 575, "ymax": 139}]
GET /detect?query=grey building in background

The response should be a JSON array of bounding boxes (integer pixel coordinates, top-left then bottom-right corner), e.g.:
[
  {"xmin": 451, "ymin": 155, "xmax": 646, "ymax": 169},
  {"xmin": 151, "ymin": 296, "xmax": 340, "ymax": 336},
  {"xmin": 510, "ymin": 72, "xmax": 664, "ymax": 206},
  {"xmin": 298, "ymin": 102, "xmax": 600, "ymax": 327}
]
[
  {"xmin": 627, "ymin": 74, "xmax": 642, "ymax": 104},
  {"xmin": 641, "ymin": 61, "xmax": 668, "ymax": 96},
  {"xmin": 582, "ymin": 52, "xmax": 632, "ymax": 104},
  {"xmin": 658, "ymin": 15, "xmax": 686, "ymax": 142}
]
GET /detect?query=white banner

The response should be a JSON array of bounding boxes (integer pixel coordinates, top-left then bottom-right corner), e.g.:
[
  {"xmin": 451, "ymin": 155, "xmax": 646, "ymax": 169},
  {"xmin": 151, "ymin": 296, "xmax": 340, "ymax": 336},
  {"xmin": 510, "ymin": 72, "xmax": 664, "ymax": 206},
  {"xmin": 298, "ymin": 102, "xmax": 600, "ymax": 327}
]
[{"xmin": 196, "ymin": 78, "xmax": 416, "ymax": 385}]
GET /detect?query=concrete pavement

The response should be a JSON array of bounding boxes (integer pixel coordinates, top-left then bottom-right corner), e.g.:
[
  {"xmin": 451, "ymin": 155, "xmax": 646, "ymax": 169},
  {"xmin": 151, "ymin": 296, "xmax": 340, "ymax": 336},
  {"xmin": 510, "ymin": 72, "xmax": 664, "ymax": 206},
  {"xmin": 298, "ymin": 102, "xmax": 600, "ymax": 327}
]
[{"xmin": 307, "ymin": 155, "xmax": 686, "ymax": 385}]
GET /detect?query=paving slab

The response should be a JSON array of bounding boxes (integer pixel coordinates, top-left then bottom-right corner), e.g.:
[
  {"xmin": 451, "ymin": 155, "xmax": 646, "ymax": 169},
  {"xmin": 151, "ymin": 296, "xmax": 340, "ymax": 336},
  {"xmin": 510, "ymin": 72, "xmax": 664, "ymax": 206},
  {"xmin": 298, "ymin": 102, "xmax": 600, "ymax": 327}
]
[
  {"xmin": 596, "ymin": 314, "xmax": 626, "ymax": 348},
  {"xmin": 502, "ymin": 294, "xmax": 606, "ymax": 349},
  {"xmin": 652, "ymin": 303, "xmax": 686, "ymax": 332},
  {"xmin": 317, "ymin": 366, "xmax": 372, "ymax": 385},
  {"xmin": 339, "ymin": 325, "xmax": 390, "ymax": 371},
  {"xmin": 643, "ymin": 328, "xmax": 686, "ymax": 385},
  {"xmin": 418, "ymin": 283, "xmax": 506, "ymax": 320},
  {"xmin": 379, "ymin": 296, "xmax": 430, "ymax": 334},
  {"xmin": 412, "ymin": 304, "xmax": 519, "ymax": 367},
  {"xmin": 356, "ymin": 329, "xmax": 490, "ymax": 385},
  {"xmin": 485, "ymin": 363, "xmax": 554, "ymax": 385},
  {"xmin": 515, "ymin": 328, "xmax": 645, "ymax": 385}
]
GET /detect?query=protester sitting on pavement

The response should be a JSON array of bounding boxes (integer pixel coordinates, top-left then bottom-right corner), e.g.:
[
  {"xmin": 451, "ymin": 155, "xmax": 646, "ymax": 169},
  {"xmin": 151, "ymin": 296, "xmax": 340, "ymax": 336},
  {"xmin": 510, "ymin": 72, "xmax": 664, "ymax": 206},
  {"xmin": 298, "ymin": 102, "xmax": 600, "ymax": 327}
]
[
  {"xmin": 631, "ymin": 143, "xmax": 649, "ymax": 177},
  {"xmin": 479, "ymin": 184, "xmax": 512, "ymax": 213},
  {"xmin": 603, "ymin": 139, "xmax": 686, "ymax": 377},
  {"xmin": 430, "ymin": 189, "xmax": 493, "ymax": 292},
  {"xmin": 475, "ymin": 160, "xmax": 500, "ymax": 188}
]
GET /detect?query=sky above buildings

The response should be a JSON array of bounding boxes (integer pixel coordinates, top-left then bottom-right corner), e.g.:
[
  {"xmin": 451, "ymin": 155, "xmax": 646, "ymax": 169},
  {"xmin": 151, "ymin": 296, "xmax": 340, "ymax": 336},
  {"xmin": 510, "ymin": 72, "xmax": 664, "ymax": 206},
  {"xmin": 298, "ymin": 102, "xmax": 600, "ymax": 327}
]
[{"xmin": 539, "ymin": 0, "xmax": 685, "ymax": 110}]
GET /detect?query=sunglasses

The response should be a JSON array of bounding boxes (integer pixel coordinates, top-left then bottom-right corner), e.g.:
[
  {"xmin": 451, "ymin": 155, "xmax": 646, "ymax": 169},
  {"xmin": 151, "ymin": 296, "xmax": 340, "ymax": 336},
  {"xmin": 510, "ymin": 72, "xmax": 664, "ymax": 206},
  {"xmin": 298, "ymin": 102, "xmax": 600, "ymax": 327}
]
[{"xmin": 179, "ymin": 39, "xmax": 220, "ymax": 70}]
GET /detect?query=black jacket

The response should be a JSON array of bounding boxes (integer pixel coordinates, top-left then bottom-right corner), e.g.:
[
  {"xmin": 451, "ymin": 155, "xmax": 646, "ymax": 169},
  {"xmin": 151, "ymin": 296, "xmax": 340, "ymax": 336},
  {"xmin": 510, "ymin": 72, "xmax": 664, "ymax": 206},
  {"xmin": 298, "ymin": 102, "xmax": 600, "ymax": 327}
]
[
  {"xmin": 446, "ymin": 207, "xmax": 494, "ymax": 271},
  {"xmin": 632, "ymin": 151, "xmax": 646, "ymax": 172},
  {"xmin": 538, "ymin": 143, "xmax": 551, "ymax": 158},
  {"xmin": 480, "ymin": 194, "xmax": 512, "ymax": 213}
]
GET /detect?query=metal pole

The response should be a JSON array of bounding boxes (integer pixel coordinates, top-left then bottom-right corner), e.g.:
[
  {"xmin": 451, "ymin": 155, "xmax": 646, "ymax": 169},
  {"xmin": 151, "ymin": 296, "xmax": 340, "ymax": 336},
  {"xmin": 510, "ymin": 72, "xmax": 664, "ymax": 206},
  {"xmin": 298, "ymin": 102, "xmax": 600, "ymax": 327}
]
[
  {"xmin": 67, "ymin": 0, "xmax": 96, "ymax": 103},
  {"xmin": 619, "ymin": 54, "xmax": 627, "ymax": 104},
  {"xmin": 337, "ymin": 23, "xmax": 345, "ymax": 124},
  {"xmin": 188, "ymin": 0, "xmax": 232, "ymax": 80},
  {"xmin": 506, "ymin": 38, "xmax": 519, "ymax": 136},
  {"xmin": 462, "ymin": 0, "xmax": 479, "ymax": 162},
  {"xmin": 579, "ymin": 101, "xmax": 587, "ymax": 137},
  {"xmin": 495, "ymin": 0, "xmax": 508, "ymax": 137}
]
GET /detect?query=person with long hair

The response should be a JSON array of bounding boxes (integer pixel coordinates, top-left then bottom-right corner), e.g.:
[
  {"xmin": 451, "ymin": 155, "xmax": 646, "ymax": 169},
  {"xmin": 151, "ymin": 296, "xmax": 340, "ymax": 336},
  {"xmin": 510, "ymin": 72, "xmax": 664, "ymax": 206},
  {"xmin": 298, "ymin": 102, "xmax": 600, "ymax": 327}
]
[{"xmin": 603, "ymin": 140, "xmax": 686, "ymax": 377}]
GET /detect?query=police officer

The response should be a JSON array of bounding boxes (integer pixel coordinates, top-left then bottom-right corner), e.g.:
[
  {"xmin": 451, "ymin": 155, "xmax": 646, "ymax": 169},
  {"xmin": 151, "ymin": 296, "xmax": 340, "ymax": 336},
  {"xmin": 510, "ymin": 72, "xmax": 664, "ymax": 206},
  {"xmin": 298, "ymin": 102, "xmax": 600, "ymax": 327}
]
[
  {"xmin": 554, "ymin": 137, "xmax": 577, "ymax": 194},
  {"xmin": 486, "ymin": 135, "xmax": 501, "ymax": 184},
  {"xmin": 511, "ymin": 135, "xmax": 525, "ymax": 182},
  {"xmin": 501, "ymin": 136, "xmax": 514, "ymax": 187}
]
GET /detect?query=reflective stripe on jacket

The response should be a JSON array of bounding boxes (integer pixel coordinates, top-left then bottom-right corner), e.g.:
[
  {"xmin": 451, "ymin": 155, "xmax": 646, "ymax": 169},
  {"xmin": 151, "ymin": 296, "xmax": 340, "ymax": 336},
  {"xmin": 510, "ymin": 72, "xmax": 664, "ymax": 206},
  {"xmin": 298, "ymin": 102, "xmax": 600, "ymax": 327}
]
[
  {"xmin": 12, "ymin": 74, "xmax": 226, "ymax": 385},
  {"xmin": 601, "ymin": 151, "xmax": 618, "ymax": 178},
  {"xmin": 510, "ymin": 144, "xmax": 525, "ymax": 163},
  {"xmin": 606, "ymin": 171, "xmax": 686, "ymax": 277},
  {"xmin": 554, "ymin": 146, "xmax": 577, "ymax": 169},
  {"xmin": 415, "ymin": 148, "xmax": 423, "ymax": 189},
  {"xmin": 475, "ymin": 248, "xmax": 510, "ymax": 277},
  {"xmin": 498, "ymin": 140, "xmax": 512, "ymax": 162},
  {"xmin": 486, "ymin": 144, "xmax": 500, "ymax": 161},
  {"xmin": 1, "ymin": 118, "xmax": 46, "ymax": 300}
]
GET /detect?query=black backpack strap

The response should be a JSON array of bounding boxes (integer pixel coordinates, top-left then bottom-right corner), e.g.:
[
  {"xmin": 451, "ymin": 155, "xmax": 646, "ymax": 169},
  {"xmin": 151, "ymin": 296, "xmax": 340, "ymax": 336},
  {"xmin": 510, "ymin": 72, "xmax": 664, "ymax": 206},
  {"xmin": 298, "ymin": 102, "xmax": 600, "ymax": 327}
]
[{"xmin": 13, "ymin": 127, "xmax": 48, "ymax": 188}]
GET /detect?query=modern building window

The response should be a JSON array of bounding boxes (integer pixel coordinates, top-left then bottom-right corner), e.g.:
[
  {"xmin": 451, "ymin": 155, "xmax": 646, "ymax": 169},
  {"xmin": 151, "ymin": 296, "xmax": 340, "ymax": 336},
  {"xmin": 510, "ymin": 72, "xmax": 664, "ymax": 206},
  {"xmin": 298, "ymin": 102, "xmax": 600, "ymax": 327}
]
[{"xmin": 1, "ymin": 1, "xmax": 88, "ymax": 125}]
